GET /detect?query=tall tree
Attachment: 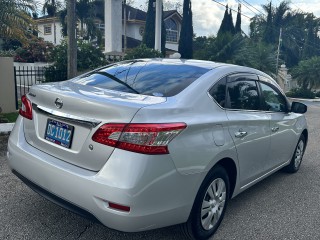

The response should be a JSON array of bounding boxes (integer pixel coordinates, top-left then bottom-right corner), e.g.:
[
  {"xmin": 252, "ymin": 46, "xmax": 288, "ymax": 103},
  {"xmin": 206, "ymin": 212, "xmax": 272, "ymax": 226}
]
[
  {"xmin": 218, "ymin": 5, "xmax": 229, "ymax": 37},
  {"xmin": 235, "ymin": 4, "xmax": 241, "ymax": 34},
  {"xmin": 161, "ymin": 6, "xmax": 166, "ymax": 55},
  {"xmin": 228, "ymin": 9, "xmax": 235, "ymax": 34},
  {"xmin": 67, "ymin": 0, "xmax": 77, "ymax": 78},
  {"xmin": 76, "ymin": 0, "xmax": 97, "ymax": 39},
  {"xmin": 59, "ymin": 0, "xmax": 102, "ymax": 43},
  {"xmin": 0, "ymin": 0, "xmax": 35, "ymax": 44},
  {"xmin": 178, "ymin": 0, "xmax": 193, "ymax": 58},
  {"xmin": 262, "ymin": 2, "xmax": 274, "ymax": 44},
  {"xmin": 143, "ymin": 0, "xmax": 167, "ymax": 54},
  {"xmin": 143, "ymin": 0, "xmax": 156, "ymax": 48},
  {"xmin": 292, "ymin": 56, "xmax": 320, "ymax": 90},
  {"xmin": 302, "ymin": 14, "xmax": 317, "ymax": 60}
]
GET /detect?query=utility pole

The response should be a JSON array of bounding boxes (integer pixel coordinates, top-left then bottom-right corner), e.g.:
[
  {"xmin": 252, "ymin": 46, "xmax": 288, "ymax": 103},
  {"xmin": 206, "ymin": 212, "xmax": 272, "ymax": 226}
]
[
  {"xmin": 67, "ymin": 0, "xmax": 77, "ymax": 79},
  {"xmin": 276, "ymin": 28, "xmax": 282, "ymax": 75},
  {"xmin": 154, "ymin": 0, "xmax": 162, "ymax": 51}
]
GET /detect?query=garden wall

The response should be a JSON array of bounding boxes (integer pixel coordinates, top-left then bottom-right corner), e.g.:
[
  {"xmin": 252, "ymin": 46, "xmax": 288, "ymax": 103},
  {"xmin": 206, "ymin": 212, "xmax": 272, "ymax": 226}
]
[{"xmin": 0, "ymin": 57, "xmax": 16, "ymax": 113}]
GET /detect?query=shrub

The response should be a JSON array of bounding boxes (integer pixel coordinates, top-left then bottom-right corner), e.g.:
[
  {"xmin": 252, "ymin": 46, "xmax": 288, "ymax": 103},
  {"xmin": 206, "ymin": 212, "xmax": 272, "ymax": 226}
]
[
  {"xmin": 0, "ymin": 50, "xmax": 15, "ymax": 57},
  {"xmin": 45, "ymin": 40, "xmax": 107, "ymax": 81},
  {"xmin": 124, "ymin": 44, "xmax": 162, "ymax": 60},
  {"xmin": 286, "ymin": 88, "xmax": 315, "ymax": 99},
  {"xmin": 14, "ymin": 38, "xmax": 54, "ymax": 62},
  {"xmin": 48, "ymin": 40, "xmax": 107, "ymax": 72}
]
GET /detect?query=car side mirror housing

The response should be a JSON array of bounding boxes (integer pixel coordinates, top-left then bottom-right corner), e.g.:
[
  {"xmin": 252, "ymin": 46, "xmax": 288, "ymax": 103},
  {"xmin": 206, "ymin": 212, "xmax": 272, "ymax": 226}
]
[{"xmin": 291, "ymin": 101, "xmax": 307, "ymax": 114}]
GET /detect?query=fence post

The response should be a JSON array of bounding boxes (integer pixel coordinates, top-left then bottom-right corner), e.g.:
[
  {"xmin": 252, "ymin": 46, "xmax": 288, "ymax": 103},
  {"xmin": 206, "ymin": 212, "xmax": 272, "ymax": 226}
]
[{"xmin": 13, "ymin": 66, "xmax": 18, "ymax": 110}]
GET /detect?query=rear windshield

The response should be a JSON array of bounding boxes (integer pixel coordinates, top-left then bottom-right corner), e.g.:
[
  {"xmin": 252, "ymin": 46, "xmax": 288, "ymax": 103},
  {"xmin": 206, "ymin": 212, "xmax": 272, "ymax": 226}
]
[{"xmin": 74, "ymin": 60, "xmax": 211, "ymax": 97}]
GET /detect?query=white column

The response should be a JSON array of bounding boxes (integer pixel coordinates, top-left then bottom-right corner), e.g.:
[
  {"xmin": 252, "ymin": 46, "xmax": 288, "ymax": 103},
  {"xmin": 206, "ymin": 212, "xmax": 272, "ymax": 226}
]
[
  {"xmin": 105, "ymin": 0, "xmax": 122, "ymax": 53},
  {"xmin": 154, "ymin": 0, "xmax": 162, "ymax": 51}
]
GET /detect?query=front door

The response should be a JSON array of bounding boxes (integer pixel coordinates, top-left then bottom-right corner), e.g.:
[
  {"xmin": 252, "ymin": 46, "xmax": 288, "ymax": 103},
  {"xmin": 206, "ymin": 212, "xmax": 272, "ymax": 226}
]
[{"xmin": 258, "ymin": 80, "xmax": 298, "ymax": 170}]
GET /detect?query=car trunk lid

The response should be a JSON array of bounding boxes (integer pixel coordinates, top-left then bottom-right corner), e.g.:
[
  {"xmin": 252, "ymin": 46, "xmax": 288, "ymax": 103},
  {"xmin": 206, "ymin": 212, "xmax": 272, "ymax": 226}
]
[{"xmin": 23, "ymin": 81, "xmax": 166, "ymax": 171}]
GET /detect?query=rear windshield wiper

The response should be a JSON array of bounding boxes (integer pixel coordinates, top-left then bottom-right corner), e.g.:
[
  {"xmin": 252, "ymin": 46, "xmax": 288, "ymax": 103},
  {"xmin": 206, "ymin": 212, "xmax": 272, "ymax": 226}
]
[{"xmin": 94, "ymin": 71, "xmax": 140, "ymax": 94}]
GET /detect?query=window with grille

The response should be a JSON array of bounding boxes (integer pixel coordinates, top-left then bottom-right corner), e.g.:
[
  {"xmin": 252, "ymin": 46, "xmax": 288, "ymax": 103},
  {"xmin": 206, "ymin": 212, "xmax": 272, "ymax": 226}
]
[
  {"xmin": 44, "ymin": 25, "xmax": 52, "ymax": 35},
  {"xmin": 165, "ymin": 19, "xmax": 178, "ymax": 42}
]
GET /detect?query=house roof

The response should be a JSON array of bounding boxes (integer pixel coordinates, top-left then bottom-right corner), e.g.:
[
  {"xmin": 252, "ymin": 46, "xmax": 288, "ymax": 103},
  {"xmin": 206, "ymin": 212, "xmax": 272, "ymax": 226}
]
[
  {"xmin": 35, "ymin": 15, "xmax": 59, "ymax": 24},
  {"xmin": 163, "ymin": 10, "xmax": 178, "ymax": 19},
  {"xmin": 36, "ymin": 5, "xmax": 181, "ymax": 24},
  {"xmin": 124, "ymin": 5, "xmax": 182, "ymax": 22},
  {"xmin": 124, "ymin": 5, "xmax": 146, "ymax": 21}
]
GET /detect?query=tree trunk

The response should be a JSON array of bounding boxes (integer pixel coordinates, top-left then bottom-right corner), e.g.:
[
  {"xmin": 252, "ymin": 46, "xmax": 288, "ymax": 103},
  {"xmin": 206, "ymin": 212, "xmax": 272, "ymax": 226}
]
[{"xmin": 67, "ymin": 0, "xmax": 77, "ymax": 79}]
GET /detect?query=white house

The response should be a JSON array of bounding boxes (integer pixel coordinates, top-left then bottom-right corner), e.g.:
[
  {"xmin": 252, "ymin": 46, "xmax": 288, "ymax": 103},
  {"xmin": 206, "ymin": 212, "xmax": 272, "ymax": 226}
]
[
  {"xmin": 36, "ymin": 16, "xmax": 64, "ymax": 45},
  {"xmin": 35, "ymin": 4, "xmax": 182, "ymax": 54}
]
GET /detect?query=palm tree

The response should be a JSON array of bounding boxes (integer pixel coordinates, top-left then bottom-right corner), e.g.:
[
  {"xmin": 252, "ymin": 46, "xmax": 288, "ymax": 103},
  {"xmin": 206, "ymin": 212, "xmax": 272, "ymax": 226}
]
[
  {"xmin": 0, "ymin": 0, "xmax": 36, "ymax": 44},
  {"xmin": 292, "ymin": 56, "xmax": 320, "ymax": 90},
  {"xmin": 42, "ymin": 0, "xmax": 62, "ymax": 44},
  {"xmin": 59, "ymin": 0, "xmax": 102, "ymax": 42}
]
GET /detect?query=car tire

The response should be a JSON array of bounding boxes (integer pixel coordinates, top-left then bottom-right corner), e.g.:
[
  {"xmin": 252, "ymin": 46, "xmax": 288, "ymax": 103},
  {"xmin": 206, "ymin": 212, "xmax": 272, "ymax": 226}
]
[
  {"xmin": 181, "ymin": 165, "xmax": 230, "ymax": 240},
  {"xmin": 284, "ymin": 134, "xmax": 306, "ymax": 173}
]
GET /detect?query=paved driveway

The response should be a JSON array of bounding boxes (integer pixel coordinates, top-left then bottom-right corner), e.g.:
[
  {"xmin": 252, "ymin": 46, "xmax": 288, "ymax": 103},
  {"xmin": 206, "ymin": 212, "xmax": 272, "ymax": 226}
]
[{"xmin": 1, "ymin": 103, "xmax": 320, "ymax": 240}]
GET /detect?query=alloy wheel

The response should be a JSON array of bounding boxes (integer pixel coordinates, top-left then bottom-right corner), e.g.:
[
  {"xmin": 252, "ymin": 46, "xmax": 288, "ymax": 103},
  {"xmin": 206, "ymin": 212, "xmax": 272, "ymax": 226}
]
[
  {"xmin": 200, "ymin": 178, "xmax": 226, "ymax": 230},
  {"xmin": 294, "ymin": 140, "xmax": 304, "ymax": 169}
]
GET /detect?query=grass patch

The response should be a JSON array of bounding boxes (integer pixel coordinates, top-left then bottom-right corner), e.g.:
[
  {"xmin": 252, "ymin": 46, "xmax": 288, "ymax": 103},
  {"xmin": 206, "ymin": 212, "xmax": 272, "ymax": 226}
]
[{"xmin": 0, "ymin": 112, "xmax": 19, "ymax": 123}]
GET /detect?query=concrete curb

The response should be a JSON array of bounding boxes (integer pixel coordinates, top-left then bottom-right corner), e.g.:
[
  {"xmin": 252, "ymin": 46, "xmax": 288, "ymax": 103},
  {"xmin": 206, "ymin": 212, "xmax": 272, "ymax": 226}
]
[{"xmin": 0, "ymin": 123, "xmax": 14, "ymax": 135}]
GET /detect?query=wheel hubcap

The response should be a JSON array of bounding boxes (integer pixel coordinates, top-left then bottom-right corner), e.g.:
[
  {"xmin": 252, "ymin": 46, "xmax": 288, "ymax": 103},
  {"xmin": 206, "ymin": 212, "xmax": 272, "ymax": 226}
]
[
  {"xmin": 294, "ymin": 140, "xmax": 304, "ymax": 169},
  {"xmin": 201, "ymin": 178, "xmax": 226, "ymax": 231}
]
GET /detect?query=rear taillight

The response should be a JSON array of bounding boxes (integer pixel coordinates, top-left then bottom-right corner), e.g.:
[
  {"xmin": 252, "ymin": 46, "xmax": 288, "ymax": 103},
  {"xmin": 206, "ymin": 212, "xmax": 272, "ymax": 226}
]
[
  {"xmin": 92, "ymin": 123, "xmax": 187, "ymax": 154},
  {"xmin": 19, "ymin": 95, "xmax": 33, "ymax": 120}
]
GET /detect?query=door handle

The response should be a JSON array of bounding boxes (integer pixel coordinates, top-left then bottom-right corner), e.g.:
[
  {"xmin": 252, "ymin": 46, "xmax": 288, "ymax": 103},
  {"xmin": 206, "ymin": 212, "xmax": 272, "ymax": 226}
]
[
  {"xmin": 271, "ymin": 126, "xmax": 279, "ymax": 132},
  {"xmin": 235, "ymin": 131, "xmax": 247, "ymax": 138}
]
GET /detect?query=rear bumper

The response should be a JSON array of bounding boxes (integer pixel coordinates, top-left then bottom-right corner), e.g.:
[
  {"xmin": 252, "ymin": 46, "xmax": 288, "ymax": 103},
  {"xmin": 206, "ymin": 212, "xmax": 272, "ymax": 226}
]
[{"xmin": 7, "ymin": 117, "xmax": 204, "ymax": 232}]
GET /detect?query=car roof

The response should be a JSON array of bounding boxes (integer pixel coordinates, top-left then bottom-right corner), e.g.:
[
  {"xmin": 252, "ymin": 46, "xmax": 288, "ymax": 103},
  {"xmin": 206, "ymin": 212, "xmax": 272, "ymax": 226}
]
[{"xmin": 132, "ymin": 58, "xmax": 227, "ymax": 70}]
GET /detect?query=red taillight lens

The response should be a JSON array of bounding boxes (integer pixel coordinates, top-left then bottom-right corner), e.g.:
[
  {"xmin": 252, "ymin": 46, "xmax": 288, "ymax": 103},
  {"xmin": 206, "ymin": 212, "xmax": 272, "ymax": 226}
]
[
  {"xmin": 92, "ymin": 123, "xmax": 187, "ymax": 154},
  {"xmin": 19, "ymin": 95, "xmax": 33, "ymax": 120}
]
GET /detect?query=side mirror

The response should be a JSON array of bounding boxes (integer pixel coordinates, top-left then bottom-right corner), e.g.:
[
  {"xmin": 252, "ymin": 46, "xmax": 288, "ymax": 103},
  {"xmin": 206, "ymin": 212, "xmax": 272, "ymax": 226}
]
[{"xmin": 291, "ymin": 101, "xmax": 307, "ymax": 114}]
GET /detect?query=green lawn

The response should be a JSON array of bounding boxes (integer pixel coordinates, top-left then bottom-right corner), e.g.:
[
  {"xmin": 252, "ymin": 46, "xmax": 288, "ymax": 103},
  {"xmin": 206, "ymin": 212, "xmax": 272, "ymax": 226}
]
[{"xmin": 0, "ymin": 111, "xmax": 19, "ymax": 123}]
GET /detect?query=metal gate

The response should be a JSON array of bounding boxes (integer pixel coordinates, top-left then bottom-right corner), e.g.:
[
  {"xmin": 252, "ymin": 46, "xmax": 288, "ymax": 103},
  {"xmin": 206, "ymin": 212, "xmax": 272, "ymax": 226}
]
[
  {"xmin": 13, "ymin": 66, "xmax": 69, "ymax": 109},
  {"xmin": 14, "ymin": 66, "xmax": 46, "ymax": 109}
]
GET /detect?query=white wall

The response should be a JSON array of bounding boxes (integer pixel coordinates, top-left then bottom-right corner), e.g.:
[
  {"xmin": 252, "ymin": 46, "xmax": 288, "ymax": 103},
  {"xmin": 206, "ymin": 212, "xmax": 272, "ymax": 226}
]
[
  {"xmin": 125, "ymin": 22, "xmax": 144, "ymax": 41},
  {"xmin": 0, "ymin": 57, "xmax": 16, "ymax": 113},
  {"xmin": 165, "ymin": 42, "xmax": 178, "ymax": 51},
  {"xmin": 37, "ymin": 22, "xmax": 64, "ymax": 45}
]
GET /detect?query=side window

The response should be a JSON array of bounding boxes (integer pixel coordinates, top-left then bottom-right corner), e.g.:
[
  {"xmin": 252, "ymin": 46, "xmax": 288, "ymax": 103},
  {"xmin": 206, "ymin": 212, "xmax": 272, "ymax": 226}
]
[
  {"xmin": 259, "ymin": 82, "xmax": 287, "ymax": 112},
  {"xmin": 209, "ymin": 77, "xmax": 226, "ymax": 107},
  {"xmin": 227, "ymin": 80, "xmax": 260, "ymax": 110}
]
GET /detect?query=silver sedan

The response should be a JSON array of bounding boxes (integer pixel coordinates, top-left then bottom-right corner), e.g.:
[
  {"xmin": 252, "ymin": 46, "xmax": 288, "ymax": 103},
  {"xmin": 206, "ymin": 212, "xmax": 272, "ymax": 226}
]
[{"xmin": 7, "ymin": 59, "xmax": 308, "ymax": 240}]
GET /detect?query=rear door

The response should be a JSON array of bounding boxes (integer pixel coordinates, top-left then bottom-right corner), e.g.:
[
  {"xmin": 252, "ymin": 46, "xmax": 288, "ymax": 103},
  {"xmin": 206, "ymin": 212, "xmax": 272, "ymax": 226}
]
[{"xmin": 225, "ymin": 74, "xmax": 271, "ymax": 187}]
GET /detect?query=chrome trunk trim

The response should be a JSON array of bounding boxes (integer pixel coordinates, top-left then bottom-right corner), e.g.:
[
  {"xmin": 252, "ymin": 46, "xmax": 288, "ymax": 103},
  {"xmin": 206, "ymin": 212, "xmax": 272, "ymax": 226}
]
[{"xmin": 34, "ymin": 104, "xmax": 101, "ymax": 128}]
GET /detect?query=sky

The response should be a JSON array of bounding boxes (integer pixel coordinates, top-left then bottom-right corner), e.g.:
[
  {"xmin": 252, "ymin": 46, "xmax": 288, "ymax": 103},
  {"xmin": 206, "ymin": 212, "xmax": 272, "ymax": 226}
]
[
  {"xmin": 38, "ymin": 0, "xmax": 320, "ymax": 37},
  {"xmin": 132, "ymin": 0, "xmax": 320, "ymax": 37}
]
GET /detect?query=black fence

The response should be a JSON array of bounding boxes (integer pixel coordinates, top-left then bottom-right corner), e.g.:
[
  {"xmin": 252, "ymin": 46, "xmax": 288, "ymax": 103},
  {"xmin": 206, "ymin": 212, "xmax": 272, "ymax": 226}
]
[{"xmin": 14, "ymin": 66, "xmax": 67, "ymax": 109}]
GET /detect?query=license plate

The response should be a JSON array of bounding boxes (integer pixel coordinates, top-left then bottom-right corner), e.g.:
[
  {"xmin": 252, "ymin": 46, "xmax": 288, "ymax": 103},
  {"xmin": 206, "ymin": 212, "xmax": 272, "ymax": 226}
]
[{"xmin": 44, "ymin": 119, "xmax": 74, "ymax": 149}]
